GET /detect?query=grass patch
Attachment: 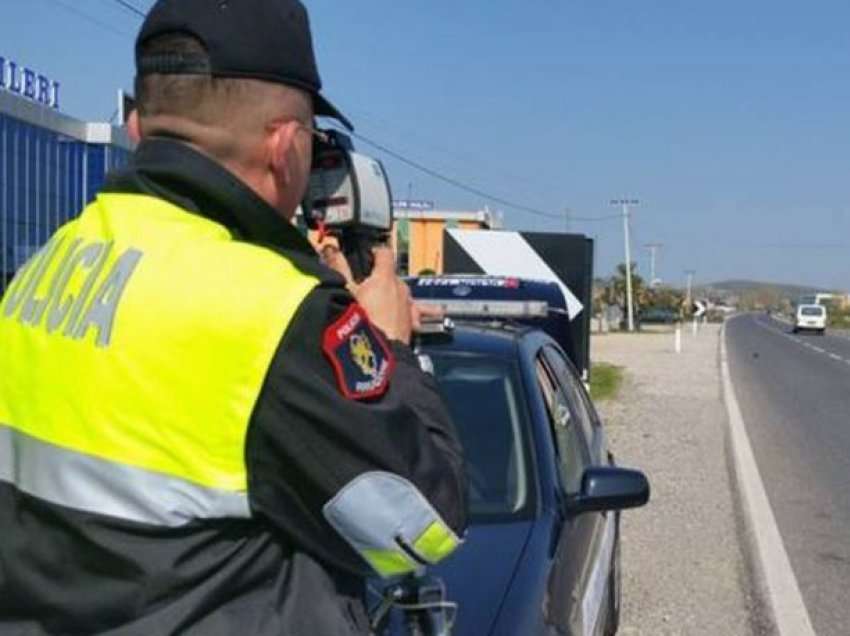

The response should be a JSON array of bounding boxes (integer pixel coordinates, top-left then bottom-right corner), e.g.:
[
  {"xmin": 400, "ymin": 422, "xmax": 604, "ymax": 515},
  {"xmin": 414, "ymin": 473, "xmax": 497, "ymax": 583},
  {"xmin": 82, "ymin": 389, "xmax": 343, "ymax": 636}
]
[
  {"xmin": 829, "ymin": 314, "xmax": 850, "ymax": 329},
  {"xmin": 590, "ymin": 363, "xmax": 624, "ymax": 402}
]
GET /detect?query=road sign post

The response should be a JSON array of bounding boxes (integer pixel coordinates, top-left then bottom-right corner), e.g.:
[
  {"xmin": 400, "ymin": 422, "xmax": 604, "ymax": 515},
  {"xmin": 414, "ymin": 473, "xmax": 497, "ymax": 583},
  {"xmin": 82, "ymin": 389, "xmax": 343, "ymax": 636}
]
[{"xmin": 693, "ymin": 300, "xmax": 706, "ymax": 335}]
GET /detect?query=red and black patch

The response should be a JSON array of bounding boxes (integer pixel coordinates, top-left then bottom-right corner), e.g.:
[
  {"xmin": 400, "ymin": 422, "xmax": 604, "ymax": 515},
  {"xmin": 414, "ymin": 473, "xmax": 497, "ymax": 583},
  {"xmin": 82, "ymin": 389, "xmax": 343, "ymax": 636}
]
[{"xmin": 322, "ymin": 304, "xmax": 395, "ymax": 400}]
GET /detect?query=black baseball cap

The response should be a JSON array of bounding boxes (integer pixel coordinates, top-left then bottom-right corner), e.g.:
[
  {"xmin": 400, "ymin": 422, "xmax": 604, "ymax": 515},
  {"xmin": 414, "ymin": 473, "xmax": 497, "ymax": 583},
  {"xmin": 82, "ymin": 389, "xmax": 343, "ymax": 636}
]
[{"xmin": 136, "ymin": 0, "xmax": 352, "ymax": 131}]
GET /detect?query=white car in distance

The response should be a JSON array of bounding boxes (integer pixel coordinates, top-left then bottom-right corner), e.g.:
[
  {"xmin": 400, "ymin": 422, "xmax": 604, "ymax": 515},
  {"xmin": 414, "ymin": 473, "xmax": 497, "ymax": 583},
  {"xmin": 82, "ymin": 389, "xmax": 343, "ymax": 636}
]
[{"xmin": 793, "ymin": 304, "xmax": 827, "ymax": 335}]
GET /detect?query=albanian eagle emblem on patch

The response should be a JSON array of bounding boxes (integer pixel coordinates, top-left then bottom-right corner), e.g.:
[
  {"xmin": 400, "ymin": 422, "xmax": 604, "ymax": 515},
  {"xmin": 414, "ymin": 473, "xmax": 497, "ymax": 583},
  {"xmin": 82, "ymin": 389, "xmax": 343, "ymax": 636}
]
[{"xmin": 322, "ymin": 304, "xmax": 395, "ymax": 400}]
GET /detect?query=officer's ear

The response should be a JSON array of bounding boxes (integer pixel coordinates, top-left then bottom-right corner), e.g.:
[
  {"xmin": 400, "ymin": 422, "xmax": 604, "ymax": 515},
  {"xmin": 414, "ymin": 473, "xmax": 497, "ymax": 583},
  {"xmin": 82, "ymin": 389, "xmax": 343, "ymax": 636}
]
[
  {"xmin": 268, "ymin": 120, "xmax": 300, "ymax": 187},
  {"xmin": 127, "ymin": 110, "xmax": 142, "ymax": 144}
]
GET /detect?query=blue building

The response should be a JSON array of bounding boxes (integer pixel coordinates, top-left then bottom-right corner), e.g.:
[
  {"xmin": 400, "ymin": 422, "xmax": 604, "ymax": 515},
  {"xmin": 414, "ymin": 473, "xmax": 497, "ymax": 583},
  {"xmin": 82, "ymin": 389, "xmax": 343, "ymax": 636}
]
[{"xmin": 0, "ymin": 61, "xmax": 132, "ymax": 291}]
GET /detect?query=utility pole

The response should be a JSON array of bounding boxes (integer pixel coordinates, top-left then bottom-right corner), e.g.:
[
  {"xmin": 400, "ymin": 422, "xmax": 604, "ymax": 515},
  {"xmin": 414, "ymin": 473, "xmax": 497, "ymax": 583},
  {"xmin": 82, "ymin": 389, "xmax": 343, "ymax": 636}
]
[
  {"xmin": 611, "ymin": 198, "xmax": 639, "ymax": 332},
  {"xmin": 645, "ymin": 242, "xmax": 663, "ymax": 287},
  {"xmin": 685, "ymin": 270, "xmax": 696, "ymax": 308}
]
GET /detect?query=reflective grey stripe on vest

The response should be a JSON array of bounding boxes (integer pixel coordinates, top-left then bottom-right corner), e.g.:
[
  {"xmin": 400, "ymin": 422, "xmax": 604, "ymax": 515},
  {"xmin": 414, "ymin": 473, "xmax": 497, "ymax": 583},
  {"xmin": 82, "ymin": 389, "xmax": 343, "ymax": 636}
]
[
  {"xmin": 0, "ymin": 424, "xmax": 251, "ymax": 526},
  {"xmin": 323, "ymin": 471, "xmax": 459, "ymax": 565}
]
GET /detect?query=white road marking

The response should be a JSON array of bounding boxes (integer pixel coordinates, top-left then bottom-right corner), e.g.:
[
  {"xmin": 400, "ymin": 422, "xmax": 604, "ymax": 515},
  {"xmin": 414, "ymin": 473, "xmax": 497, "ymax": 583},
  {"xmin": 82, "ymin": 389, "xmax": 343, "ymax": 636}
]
[
  {"xmin": 721, "ymin": 321, "xmax": 816, "ymax": 636},
  {"xmin": 757, "ymin": 319, "xmax": 848, "ymax": 363}
]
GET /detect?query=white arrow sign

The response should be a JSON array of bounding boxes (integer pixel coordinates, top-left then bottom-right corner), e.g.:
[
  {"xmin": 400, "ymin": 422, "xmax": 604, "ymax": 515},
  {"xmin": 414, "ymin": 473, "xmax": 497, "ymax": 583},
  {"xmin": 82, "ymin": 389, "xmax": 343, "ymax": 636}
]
[{"xmin": 694, "ymin": 300, "xmax": 706, "ymax": 317}]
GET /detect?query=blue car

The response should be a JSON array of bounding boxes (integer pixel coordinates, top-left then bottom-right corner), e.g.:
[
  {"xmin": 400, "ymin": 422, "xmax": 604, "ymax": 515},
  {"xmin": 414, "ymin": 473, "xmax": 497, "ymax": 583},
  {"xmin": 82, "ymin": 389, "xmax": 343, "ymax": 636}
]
[{"xmin": 372, "ymin": 278, "xmax": 649, "ymax": 635}]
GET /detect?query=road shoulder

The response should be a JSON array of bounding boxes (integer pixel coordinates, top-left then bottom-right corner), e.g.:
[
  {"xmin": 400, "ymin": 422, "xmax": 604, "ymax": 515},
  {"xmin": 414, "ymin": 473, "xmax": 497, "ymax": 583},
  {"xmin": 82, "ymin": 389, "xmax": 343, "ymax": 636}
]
[{"xmin": 592, "ymin": 325, "xmax": 755, "ymax": 635}]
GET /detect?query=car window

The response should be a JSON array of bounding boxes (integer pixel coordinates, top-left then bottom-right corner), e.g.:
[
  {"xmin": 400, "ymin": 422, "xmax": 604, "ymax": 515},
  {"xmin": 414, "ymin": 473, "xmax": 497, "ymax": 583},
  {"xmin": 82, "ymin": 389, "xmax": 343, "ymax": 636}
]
[
  {"xmin": 428, "ymin": 353, "xmax": 531, "ymax": 520},
  {"xmin": 801, "ymin": 306, "xmax": 824, "ymax": 316},
  {"xmin": 535, "ymin": 354, "xmax": 588, "ymax": 494},
  {"xmin": 543, "ymin": 345, "xmax": 596, "ymax": 444}
]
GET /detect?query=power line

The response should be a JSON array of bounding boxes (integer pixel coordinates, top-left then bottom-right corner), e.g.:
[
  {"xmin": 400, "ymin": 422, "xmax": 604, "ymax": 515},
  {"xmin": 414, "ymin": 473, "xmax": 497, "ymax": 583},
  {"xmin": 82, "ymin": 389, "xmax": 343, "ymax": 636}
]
[
  {"xmin": 44, "ymin": 0, "xmax": 135, "ymax": 37},
  {"xmin": 342, "ymin": 104, "xmax": 569, "ymax": 196},
  {"xmin": 338, "ymin": 109, "xmax": 623, "ymax": 224},
  {"xmin": 339, "ymin": 128, "xmax": 622, "ymax": 223},
  {"xmin": 340, "ymin": 129, "xmax": 560, "ymax": 219},
  {"xmin": 111, "ymin": 0, "xmax": 146, "ymax": 18},
  {"xmin": 573, "ymin": 213, "xmax": 624, "ymax": 222}
]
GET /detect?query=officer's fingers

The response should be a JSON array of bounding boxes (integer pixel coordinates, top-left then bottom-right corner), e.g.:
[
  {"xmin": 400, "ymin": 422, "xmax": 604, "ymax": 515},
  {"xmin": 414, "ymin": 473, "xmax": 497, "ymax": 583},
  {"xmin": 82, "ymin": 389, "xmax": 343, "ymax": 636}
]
[
  {"xmin": 416, "ymin": 303, "xmax": 444, "ymax": 321},
  {"xmin": 411, "ymin": 302, "xmax": 423, "ymax": 332},
  {"xmin": 397, "ymin": 279, "xmax": 413, "ymax": 309},
  {"xmin": 411, "ymin": 302, "xmax": 444, "ymax": 332},
  {"xmin": 321, "ymin": 244, "xmax": 356, "ymax": 287},
  {"xmin": 369, "ymin": 247, "xmax": 397, "ymax": 281},
  {"xmin": 394, "ymin": 281, "xmax": 413, "ymax": 343}
]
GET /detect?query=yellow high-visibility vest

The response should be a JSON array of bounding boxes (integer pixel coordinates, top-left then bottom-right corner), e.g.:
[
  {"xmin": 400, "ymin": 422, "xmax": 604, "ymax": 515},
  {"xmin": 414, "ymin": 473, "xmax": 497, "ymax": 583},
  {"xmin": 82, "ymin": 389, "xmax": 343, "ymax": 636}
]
[
  {"xmin": 0, "ymin": 192, "xmax": 319, "ymax": 524},
  {"xmin": 0, "ymin": 191, "xmax": 461, "ymax": 578}
]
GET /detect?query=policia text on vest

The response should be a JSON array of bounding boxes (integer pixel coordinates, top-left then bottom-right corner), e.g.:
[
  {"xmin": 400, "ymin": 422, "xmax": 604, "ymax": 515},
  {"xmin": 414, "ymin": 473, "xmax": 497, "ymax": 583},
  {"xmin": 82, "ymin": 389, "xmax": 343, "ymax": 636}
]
[{"xmin": 2, "ymin": 236, "xmax": 142, "ymax": 349}]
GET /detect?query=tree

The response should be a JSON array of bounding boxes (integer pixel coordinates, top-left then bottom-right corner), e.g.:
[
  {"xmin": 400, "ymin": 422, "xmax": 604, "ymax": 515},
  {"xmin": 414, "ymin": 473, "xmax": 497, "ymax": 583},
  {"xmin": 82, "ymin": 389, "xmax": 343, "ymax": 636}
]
[
  {"xmin": 604, "ymin": 262, "xmax": 649, "ymax": 328},
  {"xmin": 611, "ymin": 262, "xmax": 646, "ymax": 311},
  {"xmin": 644, "ymin": 285, "xmax": 686, "ymax": 316}
]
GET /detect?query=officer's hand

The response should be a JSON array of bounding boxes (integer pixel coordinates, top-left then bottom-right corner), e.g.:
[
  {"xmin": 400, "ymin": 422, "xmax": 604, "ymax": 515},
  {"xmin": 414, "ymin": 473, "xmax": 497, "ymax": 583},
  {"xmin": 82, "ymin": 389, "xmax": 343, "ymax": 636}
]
[{"xmin": 324, "ymin": 246, "xmax": 413, "ymax": 344}]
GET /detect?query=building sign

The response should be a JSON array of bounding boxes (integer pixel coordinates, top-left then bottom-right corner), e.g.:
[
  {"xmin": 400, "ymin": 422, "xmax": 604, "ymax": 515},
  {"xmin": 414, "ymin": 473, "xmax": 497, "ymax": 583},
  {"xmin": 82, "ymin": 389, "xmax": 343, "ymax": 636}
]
[
  {"xmin": 0, "ymin": 55, "xmax": 60, "ymax": 110},
  {"xmin": 393, "ymin": 200, "xmax": 435, "ymax": 211}
]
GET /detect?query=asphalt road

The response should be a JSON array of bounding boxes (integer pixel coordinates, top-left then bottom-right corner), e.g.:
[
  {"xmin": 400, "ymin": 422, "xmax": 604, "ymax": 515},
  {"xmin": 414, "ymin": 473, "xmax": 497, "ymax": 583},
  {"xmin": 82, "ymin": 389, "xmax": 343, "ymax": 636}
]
[{"xmin": 726, "ymin": 313, "xmax": 850, "ymax": 636}]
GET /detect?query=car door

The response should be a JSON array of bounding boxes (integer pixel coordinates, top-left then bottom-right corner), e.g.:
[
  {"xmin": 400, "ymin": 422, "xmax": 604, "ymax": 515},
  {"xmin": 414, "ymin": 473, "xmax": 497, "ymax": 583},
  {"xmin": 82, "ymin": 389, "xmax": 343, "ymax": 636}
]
[{"xmin": 536, "ymin": 346, "xmax": 611, "ymax": 636}]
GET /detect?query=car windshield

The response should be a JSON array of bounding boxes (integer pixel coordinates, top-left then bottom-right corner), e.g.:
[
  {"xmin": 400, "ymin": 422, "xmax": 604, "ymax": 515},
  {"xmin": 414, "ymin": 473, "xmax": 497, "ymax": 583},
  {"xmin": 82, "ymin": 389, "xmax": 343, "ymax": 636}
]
[
  {"xmin": 426, "ymin": 352, "xmax": 531, "ymax": 521},
  {"xmin": 801, "ymin": 306, "xmax": 824, "ymax": 316}
]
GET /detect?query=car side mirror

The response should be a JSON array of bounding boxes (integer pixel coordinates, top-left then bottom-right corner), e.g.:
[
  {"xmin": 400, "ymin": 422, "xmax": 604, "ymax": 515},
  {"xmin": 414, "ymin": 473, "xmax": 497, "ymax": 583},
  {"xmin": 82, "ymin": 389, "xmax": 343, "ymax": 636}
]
[{"xmin": 569, "ymin": 466, "xmax": 650, "ymax": 515}]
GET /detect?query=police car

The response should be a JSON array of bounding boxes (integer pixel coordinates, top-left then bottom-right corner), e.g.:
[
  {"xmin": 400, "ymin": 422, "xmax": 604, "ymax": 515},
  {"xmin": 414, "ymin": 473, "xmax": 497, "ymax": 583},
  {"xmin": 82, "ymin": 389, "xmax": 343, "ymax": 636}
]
[{"xmin": 372, "ymin": 276, "xmax": 650, "ymax": 635}]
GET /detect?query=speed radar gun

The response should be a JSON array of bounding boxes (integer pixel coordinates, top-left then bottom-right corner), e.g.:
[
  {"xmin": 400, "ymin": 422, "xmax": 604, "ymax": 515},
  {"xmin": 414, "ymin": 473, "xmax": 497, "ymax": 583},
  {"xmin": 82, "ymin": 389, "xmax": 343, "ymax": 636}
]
[{"xmin": 303, "ymin": 130, "xmax": 394, "ymax": 282}]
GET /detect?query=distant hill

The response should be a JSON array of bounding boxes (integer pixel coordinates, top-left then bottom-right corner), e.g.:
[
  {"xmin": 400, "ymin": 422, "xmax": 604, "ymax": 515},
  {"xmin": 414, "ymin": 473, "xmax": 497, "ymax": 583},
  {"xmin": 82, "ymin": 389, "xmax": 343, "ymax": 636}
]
[
  {"xmin": 696, "ymin": 279, "xmax": 841, "ymax": 305},
  {"xmin": 706, "ymin": 279, "xmax": 832, "ymax": 293}
]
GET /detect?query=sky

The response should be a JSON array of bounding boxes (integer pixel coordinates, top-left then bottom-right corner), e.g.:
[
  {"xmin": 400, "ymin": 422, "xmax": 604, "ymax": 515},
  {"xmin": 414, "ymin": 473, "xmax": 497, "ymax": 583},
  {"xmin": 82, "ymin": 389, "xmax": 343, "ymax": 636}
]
[{"xmin": 3, "ymin": 0, "xmax": 850, "ymax": 290}]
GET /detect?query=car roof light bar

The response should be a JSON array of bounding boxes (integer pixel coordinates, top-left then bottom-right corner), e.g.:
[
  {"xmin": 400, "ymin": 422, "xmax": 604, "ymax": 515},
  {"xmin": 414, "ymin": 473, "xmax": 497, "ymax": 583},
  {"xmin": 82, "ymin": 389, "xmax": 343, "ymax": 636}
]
[{"xmin": 416, "ymin": 300, "xmax": 550, "ymax": 319}]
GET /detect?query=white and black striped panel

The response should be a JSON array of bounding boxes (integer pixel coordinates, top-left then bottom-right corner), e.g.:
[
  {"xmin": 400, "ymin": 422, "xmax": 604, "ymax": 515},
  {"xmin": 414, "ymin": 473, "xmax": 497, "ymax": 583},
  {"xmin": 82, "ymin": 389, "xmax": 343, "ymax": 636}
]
[{"xmin": 443, "ymin": 229, "xmax": 593, "ymax": 378}]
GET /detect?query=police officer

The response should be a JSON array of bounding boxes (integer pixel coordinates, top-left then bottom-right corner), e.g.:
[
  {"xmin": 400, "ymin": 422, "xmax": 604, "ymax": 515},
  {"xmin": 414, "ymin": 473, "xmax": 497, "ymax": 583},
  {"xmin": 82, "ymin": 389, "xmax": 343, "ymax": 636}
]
[{"xmin": 0, "ymin": 1, "xmax": 467, "ymax": 634}]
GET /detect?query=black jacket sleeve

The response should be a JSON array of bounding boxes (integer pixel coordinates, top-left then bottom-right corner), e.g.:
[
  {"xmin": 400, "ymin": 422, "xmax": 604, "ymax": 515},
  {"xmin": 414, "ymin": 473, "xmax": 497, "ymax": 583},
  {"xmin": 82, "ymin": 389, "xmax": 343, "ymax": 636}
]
[{"xmin": 245, "ymin": 279, "xmax": 468, "ymax": 576}]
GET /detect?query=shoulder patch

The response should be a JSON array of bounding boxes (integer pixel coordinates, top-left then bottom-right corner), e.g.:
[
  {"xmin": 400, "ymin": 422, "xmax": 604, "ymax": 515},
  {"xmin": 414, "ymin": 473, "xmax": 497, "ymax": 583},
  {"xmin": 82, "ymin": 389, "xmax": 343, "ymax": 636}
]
[{"xmin": 322, "ymin": 304, "xmax": 395, "ymax": 400}]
